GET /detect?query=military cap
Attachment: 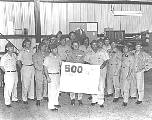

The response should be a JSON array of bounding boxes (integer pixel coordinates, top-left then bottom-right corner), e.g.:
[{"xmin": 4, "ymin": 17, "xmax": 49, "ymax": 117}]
[
  {"xmin": 135, "ymin": 41, "xmax": 142, "ymax": 46},
  {"xmin": 104, "ymin": 37, "xmax": 110, "ymax": 41},
  {"xmin": 57, "ymin": 31, "xmax": 62, "ymax": 35},
  {"xmin": 90, "ymin": 40, "xmax": 97, "ymax": 45},
  {"xmin": 5, "ymin": 42, "xmax": 14, "ymax": 48}
]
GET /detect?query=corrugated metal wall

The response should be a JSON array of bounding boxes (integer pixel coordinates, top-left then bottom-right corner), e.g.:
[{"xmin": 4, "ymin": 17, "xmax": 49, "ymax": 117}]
[
  {"xmin": 0, "ymin": 2, "xmax": 152, "ymax": 51},
  {"xmin": 40, "ymin": 3, "xmax": 152, "ymax": 34}
]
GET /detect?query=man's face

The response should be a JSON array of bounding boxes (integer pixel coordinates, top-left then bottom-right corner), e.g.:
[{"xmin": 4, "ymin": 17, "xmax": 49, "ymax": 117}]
[
  {"xmin": 84, "ymin": 38, "xmax": 89, "ymax": 46},
  {"xmin": 98, "ymin": 41, "xmax": 103, "ymax": 48},
  {"xmin": 52, "ymin": 48, "xmax": 58, "ymax": 54},
  {"xmin": 7, "ymin": 46, "xmax": 14, "ymax": 53},
  {"xmin": 72, "ymin": 42, "xmax": 79, "ymax": 50},
  {"xmin": 123, "ymin": 47, "xmax": 129, "ymax": 53},
  {"xmin": 25, "ymin": 42, "xmax": 31, "ymax": 49},
  {"xmin": 57, "ymin": 33, "xmax": 62, "ymax": 38},
  {"xmin": 111, "ymin": 42, "xmax": 116, "ymax": 49},
  {"xmin": 41, "ymin": 45, "xmax": 46, "ymax": 52},
  {"xmin": 91, "ymin": 43, "xmax": 98, "ymax": 50},
  {"xmin": 70, "ymin": 33, "xmax": 76, "ymax": 40},
  {"xmin": 135, "ymin": 45, "xmax": 142, "ymax": 51},
  {"xmin": 105, "ymin": 40, "xmax": 110, "ymax": 45},
  {"xmin": 60, "ymin": 39, "xmax": 66, "ymax": 46}
]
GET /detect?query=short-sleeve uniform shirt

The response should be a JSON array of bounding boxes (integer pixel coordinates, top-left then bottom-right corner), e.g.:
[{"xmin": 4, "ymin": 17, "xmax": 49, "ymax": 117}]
[
  {"xmin": 66, "ymin": 49, "xmax": 85, "ymax": 63},
  {"xmin": 58, "ymin": 45, "xmax": 71, "ymax": 61},
  {"xmin": 43, "ymin": 53, "xmax": 61, "ymax": 73},
  {"xmin": 84, "ymin": 49, "xmax": 109, "ymax": 65},
  {"xmin": 0, "ymin": 53, "xmax": 17, "ymax": 71},
  {"xmin": 17, "ymin": 48, "xmax": 34, "ymax": 65}
]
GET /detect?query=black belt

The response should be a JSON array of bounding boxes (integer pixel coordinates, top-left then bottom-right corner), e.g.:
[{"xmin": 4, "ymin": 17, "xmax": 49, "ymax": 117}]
[
  {"xmin": 6, "ymin": 71, "xmax": 16, "ymax": 72},
  {"xmin": 48, "ymin": 72, "xmax": 60, "ymax": 74},
  {"xmin": 24, "ymin": 64, "xmax": 33, "ymax": 66}
]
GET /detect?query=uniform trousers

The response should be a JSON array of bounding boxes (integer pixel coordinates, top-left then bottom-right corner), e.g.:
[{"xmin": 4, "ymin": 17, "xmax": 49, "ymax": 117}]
[
  {"xmin": 135, "ymin": 70, "xmax": 144, "ymax": 101},
  {"xmin": 92, "ymin": 68, "xmax": 106, "ymax": 105},
  {"xmin": 43, "ymin": 75, "xmax": 48, "ymax": 98},
  {"xmin": 21, "ymin": 66, "xmax": 35, "ymax": 101},
  {"xmin": 4, "ymin": 72, "xmax": 18, "ymax": 105},
  {"xmin": 35, "ymin": 70, "xmax": 47, "ymax": 100},
  {"xmin": 48, "ymin": 74, "xmax": 60, "ymax": 109},
  {"xmin": 70, "ymin": 93, "xmax": 83, "ymax": 100},
  {"xmin": 121, "ymin": 68, "xmax": 137, "ymax": 103},
  {"xmin": 107, "ymin": 64, "xmax": 120, "ymax": 98}
]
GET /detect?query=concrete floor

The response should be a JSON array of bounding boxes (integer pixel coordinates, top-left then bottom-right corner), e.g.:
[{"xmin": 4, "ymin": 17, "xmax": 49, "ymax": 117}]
[{"xmin": 0, "ymin": 70, "xmax": 152, "ymax": 120}]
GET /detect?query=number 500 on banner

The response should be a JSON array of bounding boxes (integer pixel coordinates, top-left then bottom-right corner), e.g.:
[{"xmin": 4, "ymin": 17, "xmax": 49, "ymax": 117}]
[{"xmin": 65, "ymin": 65, "xmax": 83, "ymax": 73}]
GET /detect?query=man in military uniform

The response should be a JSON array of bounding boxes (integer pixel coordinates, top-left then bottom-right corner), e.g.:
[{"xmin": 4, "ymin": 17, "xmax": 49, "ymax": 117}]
[
  {"xmin": 84, "ymin": 40, "xmax": 109, "ymax": 108},
  {"xmin": 67, "ymin": 31, "xmax": 77, "ymax": 47},
  {"xmin": 121, "ymin": 45, "xmax": 136, "ymax": 106},
  {"xmin": 17, "ymin": 39, "xmax": 35, "ymax": 104},
  {"xmin": 79, "ymin": 37, "xmax": 91, "ymax": 54},
  {"xmin": 134, "ymin": 42, "xmax": 152, "ymax": 104},
  {"xmin": 58, "ymin": 38, "xmax": 71, "ymax": 61},
  {"xmin": 66, "ymin": 41, "xmax": 85, "ymax": 106},
  {"xmin": 107, "ymin": 42, "xmax": 122, "ymax": 102},
  {"xmin": 0, "ymin": 42, "xmax": 18, "ymax": 107},
  {"xmin": 103, "ymin": 38, "xmax": 111, "ymax": 53},
  {"xmin": 33, "ymin": 42, "xmax": 48, "ymax": 106},
  {"xmin": 43, "ymin": 44, "xmax": 61, "ymax": 111}
]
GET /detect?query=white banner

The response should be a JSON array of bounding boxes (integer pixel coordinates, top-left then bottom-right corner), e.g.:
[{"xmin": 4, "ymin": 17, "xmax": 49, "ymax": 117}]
[{"xmin": 60, "ymin": 62, "xmax": 100, "ymax": 94}]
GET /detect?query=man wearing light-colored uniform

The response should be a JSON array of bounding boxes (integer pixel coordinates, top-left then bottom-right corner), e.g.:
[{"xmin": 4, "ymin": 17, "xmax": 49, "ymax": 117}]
[
  {"xmin": 0, "ymin": 42, "xmax": 18, "ymax": 107},
  {"xmin": 121, "ymin": 45, "xmax": 136, "ymax": 106},
  {"xmin": 84, "ymin": 40, "xmax": 109, "ymax": 108},
  {"xmin": 33, "ymin": 42, "xmax": 48, "ymax": 106},
  {"xmin": 79, "ymin": 37, "xmax": 91, "ymax": 54},
  {"xmin": 102, "ymin": 38, "xmax": 111, "ymax": 53},
  {"xmin": 66, "ymin": 41, "xmax": 85, "ymax": 106},
  {"xmin": 58, "ymin": 38, "xmax": 71, "ymax": 61},
  {"xmin": 107, "ymin": 42, "xmax": 122, "ymax": 102},
  {"xmin": 134, "ymin": 42, "xmax": 152, "ymax": 104},
  {"xmin": 43, "ymin": 44, "xmax": 61, "ymax": 111},
  {"xmin": 17, "ymin": 39, "xmax": 35, "ymax": 104}
]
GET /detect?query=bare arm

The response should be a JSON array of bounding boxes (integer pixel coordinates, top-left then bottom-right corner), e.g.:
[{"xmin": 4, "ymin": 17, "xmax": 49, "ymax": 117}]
[
  {"xmin": 100, "ymin": 60, "xmax": 108, "ymax": 69},
  {"xmin": 17, "ymin": 60, "xmax": 22, "ymax": 69},
  {"xmin": 43, "ymin": 66, "xmax": 51, "ymax": 83}
]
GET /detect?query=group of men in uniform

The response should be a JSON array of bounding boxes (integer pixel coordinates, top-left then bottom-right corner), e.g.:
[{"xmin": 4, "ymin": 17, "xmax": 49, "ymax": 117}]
[{"xmin": 0, "ymin": 31, "xmax": 152, "ymax": 111}]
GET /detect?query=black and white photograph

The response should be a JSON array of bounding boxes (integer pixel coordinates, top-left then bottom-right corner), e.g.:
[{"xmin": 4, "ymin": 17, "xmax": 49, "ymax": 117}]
[{"xmin": 0, "ymin": 0, "xmax": 152, "ymax": 120}]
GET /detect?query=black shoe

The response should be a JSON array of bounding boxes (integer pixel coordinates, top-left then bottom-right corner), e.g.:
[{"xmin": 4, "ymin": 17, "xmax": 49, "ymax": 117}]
[
  {"xmin": 43, "ymin": 97, "xmax": 48, "ymax": 101},
  {"xmin": 59, "ymin": 93, "xmax": 61, "ymax": 96},
  {"xmin": 12, "ymin": 100, "xmax": 20, "ymax": 103},
  {"xmin": 6, "ymin": 105, "xmax": 12, "ymax": 108},
  {"xmin": 54, "ymin": 105, "xmax": 61, "ymax": 108},
  {"xmin": 28, "ymin": 98, "xmax": 35, "ymax": 101},
  {"xmin": 119, "ymin": 96, "xmax": 123, "ymax": 99},
  {"xmin": 106, "ymin": 93, "xmax": 113, "ymax": 97},
  {"xmin": 50, "ymin": 108, "xmax": 58, "ymax": 111},
  {"xmin": 100, "ymin": 105, "xmax": 104, "ymax": 108},
  {"xmin": 91, "ymin": 102, "xmax": 97, "ymax": 106},
  {"xmin": 88, "ymin": 96, "xmax": 92, "ymax": 100},
  {"xmin": 136, "ymin": 100, "xmax": 142, "ymax": 104},
  {"xmin": 71, "ymin": 99, "xmax": 75, "ymax": 106},
  {"xmin": 113, "ymin": 98, "xmax": 119, "ymax": 102},
  {"xmin": 36, "ymin": 100, "xmax": 40, "ymax": 106},
  {"xmin": 122, "ymin": 102, "xmax": 127, "ymax": 107},
  {"xmin": 78, "ymin": 100, "xmax": 83, "ymax": 105},
  {"xmin": 23, "ymin": 101, "xmax": 28, "ymax": 104},
  {"xmin": 130, "ymin": 97, "xmax": 137, "ymax": 99}
]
